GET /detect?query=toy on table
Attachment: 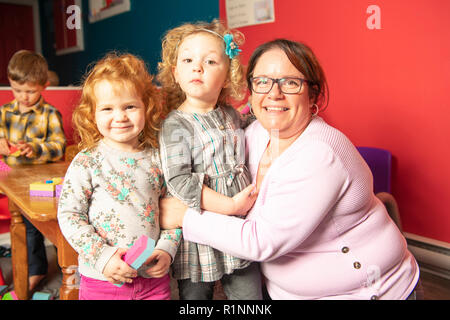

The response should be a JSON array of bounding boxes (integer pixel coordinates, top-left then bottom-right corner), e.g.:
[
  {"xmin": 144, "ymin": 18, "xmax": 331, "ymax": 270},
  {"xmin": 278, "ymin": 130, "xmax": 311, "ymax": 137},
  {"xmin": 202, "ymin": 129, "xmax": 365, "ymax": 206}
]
[
  {"xmin": 29, "ymin": 177, "xmax": 64, "ymax": 197},
  {"xmin": 0, "ymin": 146, "xmax": 21, "ymax": 172},
  {"xmin": 8, "ymin": 145, "xmax": 21, "ymax": 157},
  {"xmin": 0, "ymin": 160, "xmax": 11, "ymax": 172},
  {"xmin": 115, "ymin": 235, "xmax": 155, "ymax": 287}
]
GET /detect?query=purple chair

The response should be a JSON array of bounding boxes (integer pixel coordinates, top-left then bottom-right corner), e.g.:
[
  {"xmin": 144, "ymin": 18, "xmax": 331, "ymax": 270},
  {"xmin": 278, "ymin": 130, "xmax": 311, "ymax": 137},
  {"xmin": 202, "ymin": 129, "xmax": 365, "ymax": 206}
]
[
  {"xmin": 357, "ymin": 146, "xmax": 402, "ymax": 230},
  {"xmin": 356, "ymin": 146, "xmax": 391, "ymax": 194}
]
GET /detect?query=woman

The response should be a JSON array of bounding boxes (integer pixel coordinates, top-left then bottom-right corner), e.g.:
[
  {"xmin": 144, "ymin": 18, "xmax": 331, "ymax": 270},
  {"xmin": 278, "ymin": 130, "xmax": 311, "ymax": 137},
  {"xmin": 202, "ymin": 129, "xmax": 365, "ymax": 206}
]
[{"xmin": 160, "ymin": 39, "xmax": 420, "ymax": 300}]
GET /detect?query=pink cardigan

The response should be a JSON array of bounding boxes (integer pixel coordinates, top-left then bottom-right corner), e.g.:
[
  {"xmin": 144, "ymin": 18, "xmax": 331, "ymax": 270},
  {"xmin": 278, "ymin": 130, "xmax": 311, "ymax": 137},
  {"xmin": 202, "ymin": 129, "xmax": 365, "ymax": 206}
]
[{"xmin": 183, "ymin": 117, "xmax": 419, "ymax": 299}]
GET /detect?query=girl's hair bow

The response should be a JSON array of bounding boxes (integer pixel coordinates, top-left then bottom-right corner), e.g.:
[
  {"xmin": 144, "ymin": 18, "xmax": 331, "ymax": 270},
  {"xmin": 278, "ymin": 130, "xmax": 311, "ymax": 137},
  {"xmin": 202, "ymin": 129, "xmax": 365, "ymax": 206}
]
[{"xmin": 224, "ymin": 34, "xmax": 242, "ymax": 59}]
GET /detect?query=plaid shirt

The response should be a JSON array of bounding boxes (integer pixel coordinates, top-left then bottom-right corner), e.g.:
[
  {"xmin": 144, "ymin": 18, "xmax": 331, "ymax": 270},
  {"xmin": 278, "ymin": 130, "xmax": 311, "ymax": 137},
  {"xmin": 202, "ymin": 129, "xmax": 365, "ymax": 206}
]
[
  {"xmin": 0, "ymin": 97, "xmax": 66, "ymax": 165},
  {"xmin": 160, "ymin": 105, "xmax": 253, "ymax": 282}
]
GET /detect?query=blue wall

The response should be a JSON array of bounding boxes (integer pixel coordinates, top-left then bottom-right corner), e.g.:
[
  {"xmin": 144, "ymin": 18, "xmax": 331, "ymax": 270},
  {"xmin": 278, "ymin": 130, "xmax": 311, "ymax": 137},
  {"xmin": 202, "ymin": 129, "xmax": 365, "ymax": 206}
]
[{"xmin": 39, "ymin": 0, "xmax": 219, "ymax": 85}]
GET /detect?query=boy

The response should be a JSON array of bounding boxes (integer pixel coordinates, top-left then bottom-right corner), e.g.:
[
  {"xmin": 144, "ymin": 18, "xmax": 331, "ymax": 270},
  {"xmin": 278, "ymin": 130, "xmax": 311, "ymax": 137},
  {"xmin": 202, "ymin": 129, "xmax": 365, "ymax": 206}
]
[{"xmin": 0, "ymin": 50, "xmax": 66, "ymax": 291}]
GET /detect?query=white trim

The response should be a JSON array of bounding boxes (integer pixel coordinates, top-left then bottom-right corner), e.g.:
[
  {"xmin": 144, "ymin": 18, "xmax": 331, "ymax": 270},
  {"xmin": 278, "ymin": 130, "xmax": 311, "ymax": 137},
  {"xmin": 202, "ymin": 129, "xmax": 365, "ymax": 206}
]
[
  {"xmin": 404, "ymin": 232, "xmax": 450, "ymax": 280},
  {"xmin": 0, "ymin": 0, "xmax": 42, "ymax": 54}
]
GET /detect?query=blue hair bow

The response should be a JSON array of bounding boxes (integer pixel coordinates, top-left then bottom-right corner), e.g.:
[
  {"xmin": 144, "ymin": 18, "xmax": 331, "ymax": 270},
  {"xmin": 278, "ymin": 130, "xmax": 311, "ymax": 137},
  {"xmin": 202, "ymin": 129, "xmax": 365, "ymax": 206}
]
[{"xmin": 224, "ymin": 34, "xmax": 241, "ymax": 59}]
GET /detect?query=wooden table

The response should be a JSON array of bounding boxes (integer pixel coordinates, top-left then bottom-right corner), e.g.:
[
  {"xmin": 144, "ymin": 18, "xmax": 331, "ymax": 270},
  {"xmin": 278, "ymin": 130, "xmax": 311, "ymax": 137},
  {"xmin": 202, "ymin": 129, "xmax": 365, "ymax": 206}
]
[{"xmin": 0, "ymin": 161, "xmax": 78, "ymax": 300}]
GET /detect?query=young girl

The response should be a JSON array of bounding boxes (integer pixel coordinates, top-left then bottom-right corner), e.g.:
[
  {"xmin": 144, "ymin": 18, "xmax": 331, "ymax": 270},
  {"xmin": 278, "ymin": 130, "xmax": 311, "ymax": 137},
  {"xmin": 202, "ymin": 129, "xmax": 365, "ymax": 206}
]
[
  {"xmin": 157, "ymin": 20, "xmax": 262, "ymax": 300},
  {"xmin": 57, "ymin": 53, "xmax": 181, "ymax": 300}
]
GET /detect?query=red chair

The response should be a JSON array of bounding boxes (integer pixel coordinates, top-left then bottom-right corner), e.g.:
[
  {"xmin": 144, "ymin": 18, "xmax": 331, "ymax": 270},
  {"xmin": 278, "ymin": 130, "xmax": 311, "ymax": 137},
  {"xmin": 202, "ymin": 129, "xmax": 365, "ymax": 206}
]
[{"xmin": 0, "ymin": 194, "xmax": 10, "ymax": 234}]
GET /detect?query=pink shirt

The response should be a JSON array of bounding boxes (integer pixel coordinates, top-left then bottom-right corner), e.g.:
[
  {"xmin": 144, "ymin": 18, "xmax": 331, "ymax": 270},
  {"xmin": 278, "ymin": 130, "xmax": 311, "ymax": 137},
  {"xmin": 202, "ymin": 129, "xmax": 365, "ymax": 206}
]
[{"xmin": 183, "ymin": 117, "xmax": 419, "ymax": 299}]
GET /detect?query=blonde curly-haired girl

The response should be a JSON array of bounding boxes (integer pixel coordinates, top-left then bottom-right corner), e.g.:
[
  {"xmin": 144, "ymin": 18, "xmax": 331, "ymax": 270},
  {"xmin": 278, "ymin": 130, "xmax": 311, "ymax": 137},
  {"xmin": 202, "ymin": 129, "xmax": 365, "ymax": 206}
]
[{"xmin": 157, "ymin": 20, "xmax": 262, "ymax": 300}]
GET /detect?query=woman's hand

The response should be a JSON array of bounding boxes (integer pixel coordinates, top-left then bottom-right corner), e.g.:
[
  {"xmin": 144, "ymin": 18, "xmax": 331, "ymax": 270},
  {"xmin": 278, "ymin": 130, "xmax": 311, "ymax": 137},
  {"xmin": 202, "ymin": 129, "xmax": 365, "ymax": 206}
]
[
  {"xmin": 143, "ymin": 249, "xmax": 171, "ymax": 278},
  {"xmin": 159, "ymin": 197, "xmax": 188, "ymax": 229},
  {"xmin": 102, "ymin": 248, "xmax": 138, "ymax": 285}
]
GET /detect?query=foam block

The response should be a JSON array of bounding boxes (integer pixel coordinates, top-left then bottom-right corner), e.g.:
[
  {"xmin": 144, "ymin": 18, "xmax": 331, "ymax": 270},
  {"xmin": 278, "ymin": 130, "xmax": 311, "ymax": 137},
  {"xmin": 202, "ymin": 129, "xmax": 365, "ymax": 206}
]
[
  {"xmin": 32, "ymin": 291, "xmax": 54, "ymax": 300},
  {"xmin": 1, "ymin": 290, "xmax": 18, "ymax": 300},
  {"xmin": 30, "ymin": 190, "xmax": 55, "ymax": 197},
  {"xmin": 9, "ymin": 145, "xmax": 20, "ymax": 157},
  {"xmin": 55, "ymin": 182, "xmax": 63, "ymax": 197},
  {"xmin": 115, "ymin": 235, "xmax": 155, "ymax": 287},
  {"xmin": 30, "ymin": 181, "xmax": 55, "ymax": 192},
  {"xmin": 0, "ymin": 160, "xmax": 11, "ymax": 172},
  {"xmin": 29, "ymin": 177, "xmax": 64, "ymax": 197},
  {"xmin": 123, "ymin": 235, "xmax": 156, "ymax": 269}
]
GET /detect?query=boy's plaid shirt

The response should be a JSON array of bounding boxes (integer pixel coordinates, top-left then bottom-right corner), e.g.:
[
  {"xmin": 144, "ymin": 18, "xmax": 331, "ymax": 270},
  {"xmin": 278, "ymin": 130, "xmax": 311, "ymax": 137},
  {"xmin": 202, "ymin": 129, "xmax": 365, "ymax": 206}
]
[{"xmin": 0, "ymin": 97, "xmax": 66, "ymax": 165}]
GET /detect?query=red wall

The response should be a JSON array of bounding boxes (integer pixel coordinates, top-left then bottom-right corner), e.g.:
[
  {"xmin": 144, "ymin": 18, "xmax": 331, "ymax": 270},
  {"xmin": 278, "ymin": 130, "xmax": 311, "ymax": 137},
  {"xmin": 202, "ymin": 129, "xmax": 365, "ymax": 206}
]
[
  {"xmin": 220, "ymin": 0, "xmax": 450, "ymax": 243},
  {"xmin": 0, "ymin": 88, "xmax": 81, "ymax": 145}
]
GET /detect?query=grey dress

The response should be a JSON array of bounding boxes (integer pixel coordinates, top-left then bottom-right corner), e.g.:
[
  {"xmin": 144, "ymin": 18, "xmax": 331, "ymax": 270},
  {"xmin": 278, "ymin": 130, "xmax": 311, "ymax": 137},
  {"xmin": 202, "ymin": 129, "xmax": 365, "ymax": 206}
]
[{"xmin": 159, "ymin": 105, "xmax": 252, "ymax": 282}]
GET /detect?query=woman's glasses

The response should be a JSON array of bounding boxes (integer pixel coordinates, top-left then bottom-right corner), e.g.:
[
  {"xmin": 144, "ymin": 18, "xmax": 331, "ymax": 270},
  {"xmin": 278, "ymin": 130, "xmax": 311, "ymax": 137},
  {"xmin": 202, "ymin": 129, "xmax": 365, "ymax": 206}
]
[{"xmin": 250, "ymin": 77, "xmax": 309, "ymax": 94}]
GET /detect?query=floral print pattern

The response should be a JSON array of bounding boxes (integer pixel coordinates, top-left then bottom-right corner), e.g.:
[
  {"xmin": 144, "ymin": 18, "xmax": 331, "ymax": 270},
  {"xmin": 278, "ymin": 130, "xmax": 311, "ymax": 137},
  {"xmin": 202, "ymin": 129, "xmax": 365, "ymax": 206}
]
[{"xmin": 57, "ymin": 142, "xmax": 181, "ymax": 279}]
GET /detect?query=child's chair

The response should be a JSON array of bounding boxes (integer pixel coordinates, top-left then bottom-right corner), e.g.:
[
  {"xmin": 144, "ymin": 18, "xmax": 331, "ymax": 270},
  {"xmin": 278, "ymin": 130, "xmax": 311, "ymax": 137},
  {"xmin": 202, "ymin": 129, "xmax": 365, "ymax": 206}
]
[
  {"xmin": 0, "ymin": 195, "xmax": 10, "ymax": 234},
  {"xmin": 357, "ymin": 146, "xmax": 402, "ymax": 230},
  {"xmin": 64, "ymin": 144, "xmax": 79, "ymax": 163},
  {"xmin": 0, "ymin": 195, "xmax": 9, "ymax": 286}
]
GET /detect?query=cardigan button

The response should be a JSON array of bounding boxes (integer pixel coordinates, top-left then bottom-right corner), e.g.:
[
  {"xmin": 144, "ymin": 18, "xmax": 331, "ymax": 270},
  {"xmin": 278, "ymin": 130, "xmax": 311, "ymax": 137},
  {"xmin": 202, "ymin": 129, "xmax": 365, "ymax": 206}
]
[
  {"xmin": 353, "ymin": 261, "xmax": 361, "ymax": 269},
  {"xmin": 219, "ymin": 125, "xmax": 225, "ymax": 130},
  {"xmin": 341, "ymin": 246, "xmax": 349, "ymax": 253}
]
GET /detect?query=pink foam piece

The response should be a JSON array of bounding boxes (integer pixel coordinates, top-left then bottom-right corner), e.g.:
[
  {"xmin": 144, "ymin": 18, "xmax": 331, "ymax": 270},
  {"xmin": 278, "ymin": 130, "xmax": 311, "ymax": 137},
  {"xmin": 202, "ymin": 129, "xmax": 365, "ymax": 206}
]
[
  {"xmin": 55, "ymin": 184, "xmax": 63, "ymax": 197},
  {"xmin": 115, "ymin": 235, "xmax": 155, "ymax": 287},
  {"xmin": 30, "ymin": 190, "xmax": 54, "ymax": 197},
  {"xmin": 123, "ymin": 235, "xmax": 155, "ymax": 269},
  {"xmin": 0, "ymin": 161, "xmax": 11, "ymax": 172}
]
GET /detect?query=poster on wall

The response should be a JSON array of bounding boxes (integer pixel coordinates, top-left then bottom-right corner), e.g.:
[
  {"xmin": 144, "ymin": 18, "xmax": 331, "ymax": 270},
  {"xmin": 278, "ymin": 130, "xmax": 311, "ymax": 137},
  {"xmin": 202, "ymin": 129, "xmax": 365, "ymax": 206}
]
[
  {"xmin": 54, "ymin": 0, "xmax": 84, "ymax": 55},
  {"xmin": 225, "ymin": 0, "xmax": 275, "ymax": 29},
  {"xmin": 88, "ymin": 0, "xmax": 131, "ymax": 23}
]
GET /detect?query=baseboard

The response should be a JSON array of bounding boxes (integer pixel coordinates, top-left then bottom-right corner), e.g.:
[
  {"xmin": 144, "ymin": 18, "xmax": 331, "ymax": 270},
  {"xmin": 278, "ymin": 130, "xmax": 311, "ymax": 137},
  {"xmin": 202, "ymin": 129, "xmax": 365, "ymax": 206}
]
[
  {"xmin": 0, "ymin": 232, "xmax": 10, "ymax": 247},
  {"xmin": 404, "ymin": 232, "xmax": 450, "ymax": 280}
]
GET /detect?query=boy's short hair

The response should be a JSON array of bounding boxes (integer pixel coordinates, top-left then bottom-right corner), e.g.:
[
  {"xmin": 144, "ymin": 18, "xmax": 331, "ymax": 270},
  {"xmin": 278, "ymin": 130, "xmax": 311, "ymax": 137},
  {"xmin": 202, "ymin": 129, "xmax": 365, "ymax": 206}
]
[{"xmin": 7, "ymin": 50, "xmax": 49, "ymax": 86}]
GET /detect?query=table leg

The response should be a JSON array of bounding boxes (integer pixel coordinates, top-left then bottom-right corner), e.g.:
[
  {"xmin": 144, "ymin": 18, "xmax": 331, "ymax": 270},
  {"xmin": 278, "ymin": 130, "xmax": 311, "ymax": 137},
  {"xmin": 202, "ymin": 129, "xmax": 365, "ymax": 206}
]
[
  {"xmin": 9, "ymin": 202, "xmax": 29, "ymax": 300},
  {"xmin": 57, "ymin": 235, "xmax": 79, "ymax": 300}
]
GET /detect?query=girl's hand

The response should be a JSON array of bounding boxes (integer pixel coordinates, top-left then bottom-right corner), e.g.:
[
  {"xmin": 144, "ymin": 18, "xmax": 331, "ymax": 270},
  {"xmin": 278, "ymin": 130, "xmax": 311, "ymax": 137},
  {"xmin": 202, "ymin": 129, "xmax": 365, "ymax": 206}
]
[
  {"xmin": 143, "ymin": 250, "xmax": 171, "ymax": 278},
  {"xmin": 16, "ymin": 141, "xmax": 35, "ymax": 158},
  {"xmin": 159, "ymin": 197, "xmax": 187, "ymax": 229},
  {"xmin": 102, "ymin": 248, "xmax": 138, "ymax": 284},
  {"xmin": 231, "ymin": 184, "xmax": 258, "ymax": 216}
]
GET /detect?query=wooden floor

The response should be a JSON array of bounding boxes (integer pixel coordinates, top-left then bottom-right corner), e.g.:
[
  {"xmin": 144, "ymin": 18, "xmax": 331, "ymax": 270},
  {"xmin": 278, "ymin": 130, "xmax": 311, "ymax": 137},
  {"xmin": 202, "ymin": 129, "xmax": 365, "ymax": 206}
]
[{"xmin": 420, "ymin": 271, "xmax": 450, "ymax": 300}]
